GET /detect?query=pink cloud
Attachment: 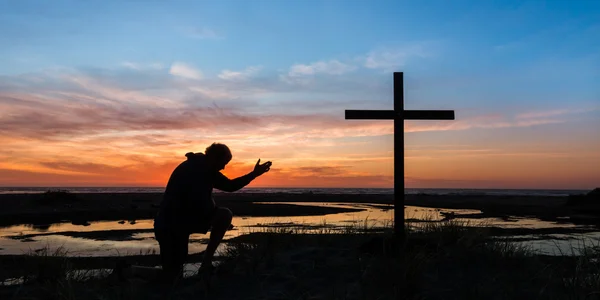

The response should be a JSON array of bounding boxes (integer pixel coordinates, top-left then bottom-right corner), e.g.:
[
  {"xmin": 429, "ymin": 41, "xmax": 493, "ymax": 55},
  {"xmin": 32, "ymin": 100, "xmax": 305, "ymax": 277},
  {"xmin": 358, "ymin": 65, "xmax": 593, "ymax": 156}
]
[{"xmin": 515, "ymin": 108, "xmax": 596, "ymax": 119}]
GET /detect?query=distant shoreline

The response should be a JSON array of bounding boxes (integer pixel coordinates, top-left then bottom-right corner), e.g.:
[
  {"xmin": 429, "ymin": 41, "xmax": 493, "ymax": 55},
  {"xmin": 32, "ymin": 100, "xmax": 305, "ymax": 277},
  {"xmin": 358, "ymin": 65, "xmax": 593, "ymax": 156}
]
[
  {"xmin": 0, "ymin": 192, "xmax": 391, "ymax": 227},
  {"xmin": 0, "ymin": 187, "xmax": 590, "ymax": 197}
]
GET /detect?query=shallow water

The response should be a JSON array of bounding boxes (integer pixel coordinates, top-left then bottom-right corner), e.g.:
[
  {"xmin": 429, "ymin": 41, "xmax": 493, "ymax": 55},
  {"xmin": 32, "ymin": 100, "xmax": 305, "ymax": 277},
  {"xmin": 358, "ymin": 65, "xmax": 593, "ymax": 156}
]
[
  {"xmin": 405, "ymin": 205, "xmax": 600, "ymax": 255},
  {"xmin": 404, "ymin": 206, "xmax": 580, "ymax": 229},
  {"xmin": 0, "ymin": 202, "xmax": 598, "ymax": 257},
  {"xmin": 510, "ymin": 232, "xmax": 600, "ymax": 256},
  {"xmin": 0, "ymin": 202, "xmax": 393, "ymax": 256}
]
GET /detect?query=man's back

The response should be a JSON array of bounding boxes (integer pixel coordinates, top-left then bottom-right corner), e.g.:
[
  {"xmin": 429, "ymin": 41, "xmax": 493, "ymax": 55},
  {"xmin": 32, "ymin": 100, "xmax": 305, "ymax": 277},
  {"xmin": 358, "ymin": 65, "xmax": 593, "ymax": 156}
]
[{"xmin": 155, "ymin": 153, "xmax": 216, "ymax": 231}]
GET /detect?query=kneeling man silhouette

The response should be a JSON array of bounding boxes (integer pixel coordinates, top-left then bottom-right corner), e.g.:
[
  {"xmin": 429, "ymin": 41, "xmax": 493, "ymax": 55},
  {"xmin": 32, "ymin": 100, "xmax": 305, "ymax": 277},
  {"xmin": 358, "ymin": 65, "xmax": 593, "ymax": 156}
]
[{"xmin": 153, "ymin": 143, "xmax": 272, "ymax": 283}]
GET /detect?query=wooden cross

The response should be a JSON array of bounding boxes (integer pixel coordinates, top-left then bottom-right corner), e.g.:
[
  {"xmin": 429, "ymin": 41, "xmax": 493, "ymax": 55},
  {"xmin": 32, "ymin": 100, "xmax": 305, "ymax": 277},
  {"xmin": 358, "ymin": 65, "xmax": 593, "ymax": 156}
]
[{"xmin": 345, "ymin": 72, "xmax": 455, "ymax": 239}]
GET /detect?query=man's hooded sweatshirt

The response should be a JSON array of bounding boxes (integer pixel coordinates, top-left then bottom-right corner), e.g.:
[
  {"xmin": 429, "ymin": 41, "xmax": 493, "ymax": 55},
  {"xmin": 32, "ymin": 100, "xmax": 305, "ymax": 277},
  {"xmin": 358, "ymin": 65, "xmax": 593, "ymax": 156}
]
[{"xmin": 154, "ymin": 152, "xmax": 257, "ymax": 233}]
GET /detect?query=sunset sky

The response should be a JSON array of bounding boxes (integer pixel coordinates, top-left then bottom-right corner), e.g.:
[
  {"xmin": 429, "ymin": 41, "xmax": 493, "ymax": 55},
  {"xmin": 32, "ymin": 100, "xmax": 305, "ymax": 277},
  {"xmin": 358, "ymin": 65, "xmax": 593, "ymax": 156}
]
[{"xmin": 0, "ymin": 0, "xmax": 598, "ymax": 189}]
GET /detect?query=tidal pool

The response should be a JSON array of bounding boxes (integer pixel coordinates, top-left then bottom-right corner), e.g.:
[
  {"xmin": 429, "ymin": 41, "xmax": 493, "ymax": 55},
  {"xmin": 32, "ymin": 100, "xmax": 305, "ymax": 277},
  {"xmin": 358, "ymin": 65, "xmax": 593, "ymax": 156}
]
[
  {"xmin": 1, "ymin": 203, "xmax": 598, "ymax": 257},
  {"xmin": 0, "ymin": 202, "xmax": 393, "ymax": 256}
]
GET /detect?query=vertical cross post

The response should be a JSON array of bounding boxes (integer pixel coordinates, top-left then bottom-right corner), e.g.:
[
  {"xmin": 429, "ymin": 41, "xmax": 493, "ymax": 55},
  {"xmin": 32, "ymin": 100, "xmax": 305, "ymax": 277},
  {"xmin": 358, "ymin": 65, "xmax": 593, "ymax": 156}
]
[
  {"xmin": 394, "ymin": 72, "xmax": 404, "ymax": 240},
  {"xmin": 345, "ymin": 72, "xmax": 455, "ymax": 238}
]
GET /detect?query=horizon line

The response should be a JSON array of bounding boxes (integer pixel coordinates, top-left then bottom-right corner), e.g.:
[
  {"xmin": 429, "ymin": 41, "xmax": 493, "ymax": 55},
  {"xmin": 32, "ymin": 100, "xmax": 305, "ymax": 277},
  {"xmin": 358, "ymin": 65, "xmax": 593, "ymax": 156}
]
[{"xmin": 0, "ymin": 186, "xmax": 592, "ymax": 191}]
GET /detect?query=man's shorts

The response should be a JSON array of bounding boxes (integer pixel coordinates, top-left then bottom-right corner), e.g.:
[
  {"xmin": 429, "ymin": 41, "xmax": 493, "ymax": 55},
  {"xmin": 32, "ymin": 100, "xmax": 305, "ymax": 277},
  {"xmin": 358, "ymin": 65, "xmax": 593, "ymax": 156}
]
[{"xmin": 189, "ymin": 205, "xmax": 219, "ymax": 234}]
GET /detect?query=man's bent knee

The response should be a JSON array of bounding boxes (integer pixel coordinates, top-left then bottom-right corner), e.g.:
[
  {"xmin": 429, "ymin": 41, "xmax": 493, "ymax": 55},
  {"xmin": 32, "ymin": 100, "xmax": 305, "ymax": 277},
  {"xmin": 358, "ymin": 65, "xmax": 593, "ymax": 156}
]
[
  {"xmin": 218, "ymin": 207, "xmax": 233, "ymax": 221},
  {"xmin": 213, "ymin": 207, "xmax": 233, "ymax": 226}
]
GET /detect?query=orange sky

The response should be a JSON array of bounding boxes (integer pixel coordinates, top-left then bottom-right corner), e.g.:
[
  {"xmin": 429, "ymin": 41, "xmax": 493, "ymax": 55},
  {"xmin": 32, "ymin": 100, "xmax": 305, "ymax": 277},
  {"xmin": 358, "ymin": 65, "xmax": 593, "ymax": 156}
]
[{"xmin": 0, "ymin": 87, "xmax": 598, "ymax": 190}]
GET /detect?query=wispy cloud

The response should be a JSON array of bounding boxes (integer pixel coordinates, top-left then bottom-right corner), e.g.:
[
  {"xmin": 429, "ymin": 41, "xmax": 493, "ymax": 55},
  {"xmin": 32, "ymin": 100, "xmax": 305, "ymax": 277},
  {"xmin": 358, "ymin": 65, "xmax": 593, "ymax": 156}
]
[
  {"xmin": 255, "ymin": 165, "xmax": 393, "ymax": 188},
  {"xmin": 284, "ymin": 166, "xmax": 350, "ymax": 177},
  {"xmin": 169, "ymin": 62, "xmax": 203, "ymax": 80},
  {"xmin": 405, "ymin": 148, "xmax": 574, "ymax": 159},
  {"xmin": 188, "ymin": 87, "xmax": 233, "ymax": 99},
  {"xmin": 218, "ymin": 66, "xmax": 262, "ymax": 81},
  {"xmin": 276, "ymin": 42, "xmax": 436, "ymax": 84},
  {"xmin": 0, "ymin": 94, "xmax": 264, "ymax": 141},
  {"xmin": 122, "ymin": 61, "xmax": 164, "ymax": 71},
  {"xmin": 280, "ymin": 59, "xmax": 357, "ymax": 85},
  {"xmin": 39, "ymin": 161, "xmax": 126, "ymax": 175},
  {"xmin": 2, "ymin": 66, "xmax": 587, "ymax": 145},
  {"xmin": 364, "ymin": 44, "xmax": 433, "ymax": 71},
  {"xmin": 515, "ymin": 108, "xmax": 595, "ymax": 119},
  {"xmin": 403, "ymin": 115, "xmax": 565, "ymax": 133},
  {"xmin": 288, "ymin": 60, "xmax": 356, "ymax": 77}
]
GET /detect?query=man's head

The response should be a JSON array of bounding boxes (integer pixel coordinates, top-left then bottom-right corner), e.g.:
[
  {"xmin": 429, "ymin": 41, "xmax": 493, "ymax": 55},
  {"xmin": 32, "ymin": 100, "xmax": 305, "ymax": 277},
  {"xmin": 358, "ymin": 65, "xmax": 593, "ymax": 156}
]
[{"xmin": 205, "ymin": 142, "xmax": 232, "ymax": 171}]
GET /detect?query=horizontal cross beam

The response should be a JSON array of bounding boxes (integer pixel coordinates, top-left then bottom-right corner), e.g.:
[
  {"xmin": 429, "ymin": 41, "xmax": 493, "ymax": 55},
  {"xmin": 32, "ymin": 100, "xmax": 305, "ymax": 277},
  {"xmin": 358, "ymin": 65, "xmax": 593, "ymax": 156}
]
[{"xmin": 345, "ymin": 109, "xmax": 455, "ymax": 120}]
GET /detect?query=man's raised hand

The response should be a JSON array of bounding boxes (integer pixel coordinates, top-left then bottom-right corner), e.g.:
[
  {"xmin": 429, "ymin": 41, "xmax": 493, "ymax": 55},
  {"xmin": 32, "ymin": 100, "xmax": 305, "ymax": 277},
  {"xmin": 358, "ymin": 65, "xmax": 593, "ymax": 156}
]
[{"xmin": 253, "ymin": 159, "xmax": 272, "ymax": 176}]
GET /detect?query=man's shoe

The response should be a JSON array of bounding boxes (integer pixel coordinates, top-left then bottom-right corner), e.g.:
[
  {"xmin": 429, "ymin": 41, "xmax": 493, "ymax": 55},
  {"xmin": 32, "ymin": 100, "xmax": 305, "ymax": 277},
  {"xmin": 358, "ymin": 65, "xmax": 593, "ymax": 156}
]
[
  {"xmin": 197, "ymin": 263, "xmax": 216, "ymax": 276},
  {"xmin": 197, "ymin": 263, "xmax": 216, "ymax": 291}
]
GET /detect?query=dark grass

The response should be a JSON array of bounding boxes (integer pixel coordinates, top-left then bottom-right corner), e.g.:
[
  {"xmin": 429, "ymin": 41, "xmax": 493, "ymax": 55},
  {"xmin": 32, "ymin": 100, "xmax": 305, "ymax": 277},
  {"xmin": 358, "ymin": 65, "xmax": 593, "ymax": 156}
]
[
  {"xmin": 1, "ymin": 217, "xmax": 600, "ymax": 299},
  {"xmin": 404, "ymin": 218, "xmax": 600, "ymax": 300}
]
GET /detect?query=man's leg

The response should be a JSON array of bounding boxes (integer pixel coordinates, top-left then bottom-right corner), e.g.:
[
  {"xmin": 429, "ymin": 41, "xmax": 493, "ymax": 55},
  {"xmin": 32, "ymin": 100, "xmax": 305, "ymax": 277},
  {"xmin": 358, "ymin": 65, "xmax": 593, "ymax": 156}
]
[
  {"xmin": 157, "ymin": 232, "xmax": 177, "ymax": 282},
  {"xmin": 158, "ymin": 229, "xmax": 187, "ymax": 283},
  {"xmin": 175, "ymin": 233, "xmax": 190, "ymax": 277},
  {"xmin": 201, "ymin": 207, "xmax": 233, "ymax": 267}
]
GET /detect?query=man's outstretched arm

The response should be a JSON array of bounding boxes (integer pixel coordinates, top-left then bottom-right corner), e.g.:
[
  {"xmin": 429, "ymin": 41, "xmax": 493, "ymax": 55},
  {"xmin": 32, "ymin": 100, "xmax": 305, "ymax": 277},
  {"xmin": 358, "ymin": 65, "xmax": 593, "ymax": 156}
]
[
  {"xmin": 213, "ymin": 171, "xmax": 258, "ymax": 192},
  {"xmin": 214, "ymin": 159, "xmax": 272, "ymax": 192}
]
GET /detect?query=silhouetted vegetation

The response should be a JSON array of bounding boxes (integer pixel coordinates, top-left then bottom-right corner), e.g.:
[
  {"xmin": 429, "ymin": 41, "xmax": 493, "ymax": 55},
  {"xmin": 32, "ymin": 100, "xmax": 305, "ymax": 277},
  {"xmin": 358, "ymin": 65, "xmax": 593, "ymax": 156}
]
[
  {"xmin": 404, "ymin": 218, "xmax": 600, "ymax": 299},
  {"xmin": 34, "ymin": 189, "xmax": 80, "ymax": 206},
  {"xmin": 2, "ymin": 218, "xmax": 600, "ymax": 299},
  {"xmin": 567, "ymin": 187, "xmax": 600, "ymax": 206}
]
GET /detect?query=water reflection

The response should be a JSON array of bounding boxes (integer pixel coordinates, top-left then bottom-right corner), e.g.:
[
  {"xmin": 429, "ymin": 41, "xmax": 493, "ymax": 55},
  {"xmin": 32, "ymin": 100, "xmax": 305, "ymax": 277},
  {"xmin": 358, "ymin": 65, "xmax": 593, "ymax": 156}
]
[
  {"xmin": 509, "ymin": 233, "xmax": 600, "ymax": 256},
  {"xmin": 0, "ymin": 202, "xmax": 393, "ymax": 256},
  {"xmin": 404, "ymin": 206, "xmax": 581, "ymax": 229},
  {"xmin": 29, "ymin": 224, "xmax": 52, "ymax": 231},
  {"xmin": 2, "ymin": 202, "xmax": 600, "ymax": 257},
  {"xmin": 404, "ymin": 205, "xmax": 600, "ymax": 255}
]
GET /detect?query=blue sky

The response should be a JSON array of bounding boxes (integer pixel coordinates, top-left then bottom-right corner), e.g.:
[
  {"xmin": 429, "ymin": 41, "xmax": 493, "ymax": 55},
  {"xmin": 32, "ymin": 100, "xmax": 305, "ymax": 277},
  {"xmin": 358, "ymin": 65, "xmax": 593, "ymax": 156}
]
[
  {"xmin": 0, "ymin": 0, "xmax": 599, "ymax": 188},
  {"xmin": 1, "ymin": 1, "xmax": 598, "ymax": 107}
]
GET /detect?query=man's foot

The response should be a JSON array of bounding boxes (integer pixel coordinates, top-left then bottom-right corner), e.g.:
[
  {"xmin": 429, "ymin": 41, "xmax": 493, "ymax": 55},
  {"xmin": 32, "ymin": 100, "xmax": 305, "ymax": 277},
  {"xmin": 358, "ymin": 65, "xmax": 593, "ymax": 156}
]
[
  {"xmin": 197, "ymin": 262, "xmax": 216, "ymax": 276},
  {"xmin": 111, "ymin": 259, "xmax": 133, "ymax": 282},
  {"xmin": 197, "ymin": 263, "xmax": 216, "ymax": 291}
]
